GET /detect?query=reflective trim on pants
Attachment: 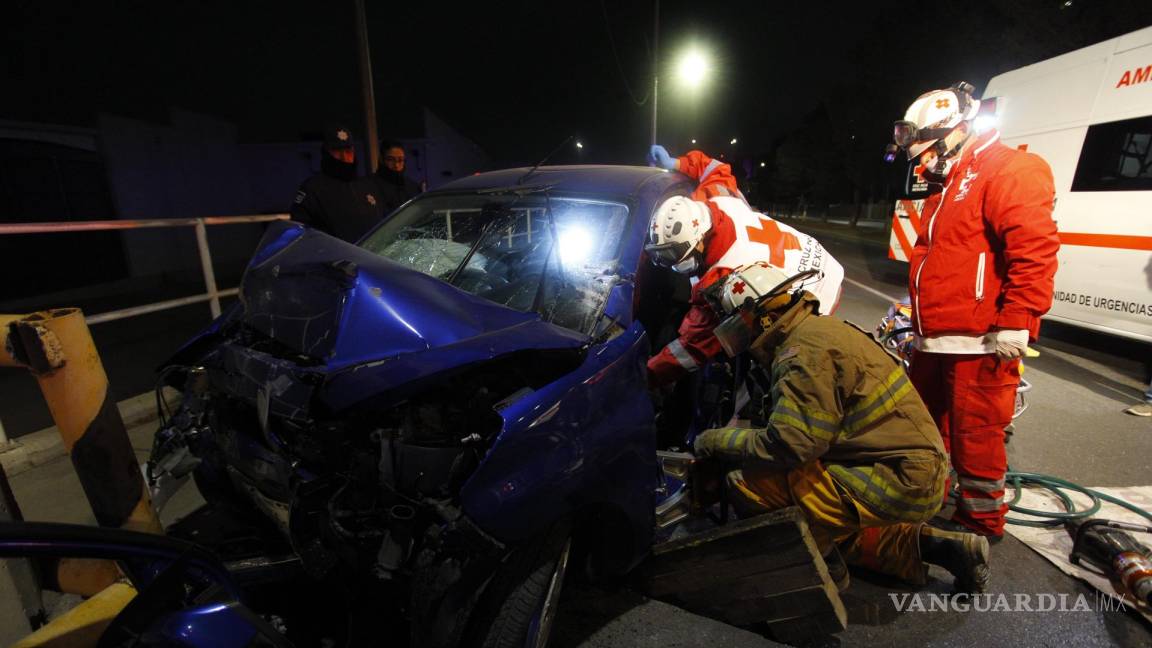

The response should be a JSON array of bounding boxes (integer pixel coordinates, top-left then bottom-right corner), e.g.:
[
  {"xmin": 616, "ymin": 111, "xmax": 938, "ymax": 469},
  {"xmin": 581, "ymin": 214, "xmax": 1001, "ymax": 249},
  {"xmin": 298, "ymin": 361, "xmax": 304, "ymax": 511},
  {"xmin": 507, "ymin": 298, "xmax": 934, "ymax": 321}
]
[
  {"xmin": 958, "ymin": 496, "xmax": 1005, "ymax": 512},
  {"xmin": 959, "ymin": 477, "xmax": 1005, "ymax": 493},
  {"xmin": 909, "ymin": 351, "xmax": 1017, "ymax": 535},
  {"xmin": 726, "ymin": 460, "xmax": 928, "ymax": 584}
]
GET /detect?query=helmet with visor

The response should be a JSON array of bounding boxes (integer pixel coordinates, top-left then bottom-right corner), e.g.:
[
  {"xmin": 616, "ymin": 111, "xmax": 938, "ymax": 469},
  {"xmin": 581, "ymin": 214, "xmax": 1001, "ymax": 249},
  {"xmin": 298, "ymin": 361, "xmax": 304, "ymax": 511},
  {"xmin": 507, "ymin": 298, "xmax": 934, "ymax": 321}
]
[{"xmin": 709, "ymin": 263, "xmax": 823, "ymax": 357}]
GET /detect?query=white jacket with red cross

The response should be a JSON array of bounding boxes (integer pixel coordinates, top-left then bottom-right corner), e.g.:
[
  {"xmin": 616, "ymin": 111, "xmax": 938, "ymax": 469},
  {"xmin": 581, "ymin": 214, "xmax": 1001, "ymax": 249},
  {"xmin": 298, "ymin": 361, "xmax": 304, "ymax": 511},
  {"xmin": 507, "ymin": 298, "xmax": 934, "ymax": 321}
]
[
  {"xmin": 647, "ymin": 151, "xmax": 845, "ymax": 387},
  {"xmin": 909, "ymin": 130, "xmax": 1060, "ymax": 353}
]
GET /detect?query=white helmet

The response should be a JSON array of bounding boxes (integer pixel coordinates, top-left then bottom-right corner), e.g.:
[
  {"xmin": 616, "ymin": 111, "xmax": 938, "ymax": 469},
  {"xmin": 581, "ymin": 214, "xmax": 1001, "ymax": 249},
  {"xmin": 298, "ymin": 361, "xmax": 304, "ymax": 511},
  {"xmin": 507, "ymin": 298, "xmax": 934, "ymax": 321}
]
[
  {"xmin": 711, "ymin": 263, "xmax": 821, "ymax": 357},
  {"xmin": 646, "ymin": 196, "xmax": 712, "ymax": 274},
  {"xmin": 894, "ymin": 82, "xmax": 981, "ymax": 159},
  {"xmin": 716, "ymin": 263, "xmax": 802, "ymax": 316}
]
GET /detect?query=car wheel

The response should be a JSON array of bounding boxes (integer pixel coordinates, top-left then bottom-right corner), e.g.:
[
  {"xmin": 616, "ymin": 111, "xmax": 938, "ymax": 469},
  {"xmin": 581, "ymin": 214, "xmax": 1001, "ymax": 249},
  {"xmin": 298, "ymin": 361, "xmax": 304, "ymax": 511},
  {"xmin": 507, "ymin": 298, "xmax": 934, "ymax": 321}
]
[{"xmin": 468, "ymin": 523, "xmax": 572, "ymax": 648}]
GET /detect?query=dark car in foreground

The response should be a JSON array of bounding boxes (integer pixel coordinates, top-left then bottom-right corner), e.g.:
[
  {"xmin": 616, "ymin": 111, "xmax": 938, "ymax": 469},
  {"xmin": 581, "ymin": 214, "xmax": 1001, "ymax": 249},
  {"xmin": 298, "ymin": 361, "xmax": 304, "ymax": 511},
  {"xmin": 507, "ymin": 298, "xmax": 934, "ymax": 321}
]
[{"xmin": 148, "ymin": 165, "xmax": 712, "ymax": 646}]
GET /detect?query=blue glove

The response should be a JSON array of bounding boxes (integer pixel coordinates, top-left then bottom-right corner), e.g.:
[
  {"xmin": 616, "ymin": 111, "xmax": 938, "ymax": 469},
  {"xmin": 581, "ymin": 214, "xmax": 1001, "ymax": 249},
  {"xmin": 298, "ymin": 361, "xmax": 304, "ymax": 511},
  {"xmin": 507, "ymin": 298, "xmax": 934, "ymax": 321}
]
[{"xmin": 649, "ymin": 145, "xmax": 677, "ymax": 170}]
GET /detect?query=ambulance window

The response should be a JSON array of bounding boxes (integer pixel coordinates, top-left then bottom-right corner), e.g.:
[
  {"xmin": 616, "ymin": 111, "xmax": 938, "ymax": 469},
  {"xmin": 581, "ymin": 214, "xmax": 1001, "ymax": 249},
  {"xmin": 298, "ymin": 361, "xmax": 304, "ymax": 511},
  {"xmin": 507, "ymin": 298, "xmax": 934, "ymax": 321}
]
[{"xmin": 1071, "ymin": 115, "xmax": 1152, "ymax": 192}]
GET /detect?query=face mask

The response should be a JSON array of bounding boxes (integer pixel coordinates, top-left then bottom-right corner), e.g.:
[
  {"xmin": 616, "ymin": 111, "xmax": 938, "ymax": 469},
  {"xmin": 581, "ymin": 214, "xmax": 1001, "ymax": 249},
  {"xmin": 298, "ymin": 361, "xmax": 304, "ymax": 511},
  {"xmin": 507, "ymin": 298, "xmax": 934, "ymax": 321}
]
[
  {"xmin": 921, "ymin": 128, "xmax": 971, "ymax": 183},
  {"xmin": 921, "ymin": 155, "xmax": 953, "ymax": 184}
]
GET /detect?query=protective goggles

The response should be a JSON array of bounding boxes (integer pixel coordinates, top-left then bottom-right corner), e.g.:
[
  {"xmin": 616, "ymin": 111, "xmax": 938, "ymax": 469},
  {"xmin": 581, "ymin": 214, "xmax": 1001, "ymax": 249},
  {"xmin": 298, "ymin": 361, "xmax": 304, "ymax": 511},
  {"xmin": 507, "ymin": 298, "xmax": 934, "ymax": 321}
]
[
  {"xmin": 645, "ymin": 241, "xmax": 692, "ymax": 269},
  {"xmin": 892, "ymin": 120, "xmax": 953, "ymax": 150}
]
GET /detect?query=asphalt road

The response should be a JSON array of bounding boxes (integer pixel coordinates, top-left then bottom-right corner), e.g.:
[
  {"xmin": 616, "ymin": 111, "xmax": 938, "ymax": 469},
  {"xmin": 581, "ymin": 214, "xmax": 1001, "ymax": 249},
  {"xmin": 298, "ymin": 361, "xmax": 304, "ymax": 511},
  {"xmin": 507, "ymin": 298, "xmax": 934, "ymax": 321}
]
[{"xmin": 551, "ymin": 234, "xmax": 1152, "ymax": 648}]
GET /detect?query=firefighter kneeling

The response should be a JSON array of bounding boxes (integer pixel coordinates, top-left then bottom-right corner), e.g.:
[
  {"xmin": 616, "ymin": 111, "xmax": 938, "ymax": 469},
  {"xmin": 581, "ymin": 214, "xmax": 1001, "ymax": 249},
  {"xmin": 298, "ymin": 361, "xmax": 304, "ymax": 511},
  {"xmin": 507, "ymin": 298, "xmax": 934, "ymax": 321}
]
[{"xmin": 693, "ymin": 263, "xmax": 990, "ymax": 592}]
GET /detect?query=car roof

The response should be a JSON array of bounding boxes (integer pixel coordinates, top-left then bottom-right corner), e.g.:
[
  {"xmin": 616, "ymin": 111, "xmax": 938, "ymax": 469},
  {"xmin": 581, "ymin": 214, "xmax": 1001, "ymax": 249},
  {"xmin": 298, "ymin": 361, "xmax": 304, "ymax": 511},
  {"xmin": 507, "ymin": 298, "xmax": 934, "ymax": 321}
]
[{"xmin": 432, "ymin": 164, "xmax": 681, "ymax": 198}]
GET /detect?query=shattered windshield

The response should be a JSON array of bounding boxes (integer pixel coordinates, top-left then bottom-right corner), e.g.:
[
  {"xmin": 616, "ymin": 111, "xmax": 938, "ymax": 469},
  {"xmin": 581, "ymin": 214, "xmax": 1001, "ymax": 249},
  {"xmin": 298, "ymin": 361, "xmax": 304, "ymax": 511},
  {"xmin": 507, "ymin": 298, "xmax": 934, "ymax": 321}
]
[{"xmin": 360, "ymin": 193, "xmax": 630, "ymax": 334}]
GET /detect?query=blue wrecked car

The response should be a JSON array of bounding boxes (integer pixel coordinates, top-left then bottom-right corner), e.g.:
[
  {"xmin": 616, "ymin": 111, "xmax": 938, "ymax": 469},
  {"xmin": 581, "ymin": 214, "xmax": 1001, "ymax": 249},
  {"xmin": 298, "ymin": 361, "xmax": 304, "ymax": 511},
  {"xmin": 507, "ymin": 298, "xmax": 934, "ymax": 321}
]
[{"xmin": 148, "ymin": 165, "xmax": 719, "ymax": 646}]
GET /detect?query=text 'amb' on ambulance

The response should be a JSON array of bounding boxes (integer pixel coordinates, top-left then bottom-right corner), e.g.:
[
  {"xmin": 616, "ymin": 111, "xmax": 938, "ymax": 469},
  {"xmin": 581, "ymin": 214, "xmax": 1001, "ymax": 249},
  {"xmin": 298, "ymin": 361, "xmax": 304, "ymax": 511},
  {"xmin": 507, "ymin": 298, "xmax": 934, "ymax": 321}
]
[{"xmin": 889, "ymin": 25, "xmax": 1152, "ymax": 343}]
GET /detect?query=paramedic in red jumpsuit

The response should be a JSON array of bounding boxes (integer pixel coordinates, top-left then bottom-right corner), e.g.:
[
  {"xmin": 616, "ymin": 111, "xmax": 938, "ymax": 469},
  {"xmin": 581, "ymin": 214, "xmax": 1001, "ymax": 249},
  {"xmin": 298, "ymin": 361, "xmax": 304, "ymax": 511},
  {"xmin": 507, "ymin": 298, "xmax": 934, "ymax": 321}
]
[{"xmin": 894, "ymin": 84, "xmax": 1060, "ymax": 538}]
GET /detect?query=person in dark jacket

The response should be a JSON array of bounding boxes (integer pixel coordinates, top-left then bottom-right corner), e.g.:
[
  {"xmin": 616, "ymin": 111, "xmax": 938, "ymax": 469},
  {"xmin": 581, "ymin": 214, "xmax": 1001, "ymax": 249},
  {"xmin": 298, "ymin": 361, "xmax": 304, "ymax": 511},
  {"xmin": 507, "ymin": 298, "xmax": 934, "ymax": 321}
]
[
  {"xmin": 290, "ymin": 124, "xmax": 382, "ymax": 242},
  {"xmin": 367, "ymin": 139, "xmax": 422, "ymax": 216}
]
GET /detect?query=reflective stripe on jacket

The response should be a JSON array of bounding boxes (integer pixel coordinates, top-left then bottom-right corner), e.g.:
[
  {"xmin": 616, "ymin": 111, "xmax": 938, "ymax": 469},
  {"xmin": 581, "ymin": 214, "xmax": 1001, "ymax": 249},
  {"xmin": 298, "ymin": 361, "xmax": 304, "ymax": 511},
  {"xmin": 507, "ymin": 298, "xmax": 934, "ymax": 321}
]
[{"xmin": 743, "ymin": 295, "xmax": 947, "ymax": 522}]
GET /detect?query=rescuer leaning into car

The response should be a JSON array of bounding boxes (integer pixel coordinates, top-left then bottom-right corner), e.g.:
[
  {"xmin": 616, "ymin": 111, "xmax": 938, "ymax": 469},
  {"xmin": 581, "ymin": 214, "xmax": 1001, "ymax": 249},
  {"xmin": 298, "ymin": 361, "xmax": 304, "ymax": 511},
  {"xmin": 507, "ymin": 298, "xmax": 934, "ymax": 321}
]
[
  {"xmin": 644, "ymin": 145, "xmax": 845, "ymax": 388},
  {"xmin": 692, "ymin": 263, "xmax": 990, "ymax": 592}
]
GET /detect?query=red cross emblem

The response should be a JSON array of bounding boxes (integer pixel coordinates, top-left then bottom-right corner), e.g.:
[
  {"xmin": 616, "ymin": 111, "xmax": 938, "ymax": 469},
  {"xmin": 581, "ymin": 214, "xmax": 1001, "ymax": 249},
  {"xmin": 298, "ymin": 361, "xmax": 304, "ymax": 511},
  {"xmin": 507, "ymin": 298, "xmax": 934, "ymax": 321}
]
[
  {"xmin": 935, "ymin": 98, "xmax": 950, "ymax": 109},
  {"xmin": 732, "ymin": 281, "xmax": 746, "ymax": 295},
  {"xmin": 745, "ymin": 217, "xmax": 801, "ymax": 266},
  {"xmin": 692, "ymin": 219, "xmax": 699, "ymax": 228}
]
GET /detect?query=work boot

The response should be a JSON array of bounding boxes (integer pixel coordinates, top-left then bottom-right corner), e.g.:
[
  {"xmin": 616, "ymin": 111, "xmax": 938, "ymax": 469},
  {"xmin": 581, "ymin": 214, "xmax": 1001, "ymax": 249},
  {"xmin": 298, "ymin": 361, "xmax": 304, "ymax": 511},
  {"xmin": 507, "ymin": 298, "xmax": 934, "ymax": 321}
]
[{"xmin": 919, "ymin": 525, "xmax": 991, "ymax": 593}]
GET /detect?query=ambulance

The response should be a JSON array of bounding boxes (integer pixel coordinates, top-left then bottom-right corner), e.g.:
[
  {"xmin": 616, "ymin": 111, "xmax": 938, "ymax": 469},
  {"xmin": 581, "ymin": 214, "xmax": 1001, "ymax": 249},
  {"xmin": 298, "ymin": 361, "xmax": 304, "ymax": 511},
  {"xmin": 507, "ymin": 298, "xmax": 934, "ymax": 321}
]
[{"xmin": 888, "ymin": 25, "xmax": 1152, "ymax": 342}]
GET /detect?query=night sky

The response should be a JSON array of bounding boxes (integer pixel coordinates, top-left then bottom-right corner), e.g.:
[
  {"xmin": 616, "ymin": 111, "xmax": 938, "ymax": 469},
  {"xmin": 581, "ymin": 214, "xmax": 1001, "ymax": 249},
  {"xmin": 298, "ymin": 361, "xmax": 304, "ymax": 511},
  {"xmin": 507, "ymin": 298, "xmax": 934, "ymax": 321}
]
[{"xmin": 5, "ymin": 1, "xmax": 1152, "ymax": 167}]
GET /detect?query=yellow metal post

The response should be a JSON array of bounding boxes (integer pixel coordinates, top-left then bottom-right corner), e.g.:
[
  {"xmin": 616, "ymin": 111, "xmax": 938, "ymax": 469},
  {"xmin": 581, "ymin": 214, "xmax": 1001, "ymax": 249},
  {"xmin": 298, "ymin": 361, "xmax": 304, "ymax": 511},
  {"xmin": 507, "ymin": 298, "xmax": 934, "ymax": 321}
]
[
  {"xmin": 5, "ymin": 309, "xmax": 162, "ymax": 535},
  {"xmin": 3, "ymin": 309, "xmax": 165, "ymax": 598}
]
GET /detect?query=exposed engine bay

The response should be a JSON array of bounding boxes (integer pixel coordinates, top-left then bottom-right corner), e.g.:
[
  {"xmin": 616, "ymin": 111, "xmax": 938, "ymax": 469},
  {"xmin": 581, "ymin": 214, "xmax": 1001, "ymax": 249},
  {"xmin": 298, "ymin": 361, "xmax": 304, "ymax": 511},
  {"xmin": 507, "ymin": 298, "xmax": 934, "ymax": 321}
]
[{"xmin": 149, "ymin": 329, "xmax": 586, "ymax": 645}]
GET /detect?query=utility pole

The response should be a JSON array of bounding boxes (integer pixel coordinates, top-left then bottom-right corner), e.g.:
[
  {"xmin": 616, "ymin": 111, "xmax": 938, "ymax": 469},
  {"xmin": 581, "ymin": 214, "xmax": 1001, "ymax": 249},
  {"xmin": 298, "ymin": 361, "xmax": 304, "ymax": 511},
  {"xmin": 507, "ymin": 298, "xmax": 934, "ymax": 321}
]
[
  {"xmin": 650, "ymin": 0, "xmax": 660, "ymax": 147},
  {"xmin": 354, "ymin": 0, "xmax": 379, "ymax": 173}
]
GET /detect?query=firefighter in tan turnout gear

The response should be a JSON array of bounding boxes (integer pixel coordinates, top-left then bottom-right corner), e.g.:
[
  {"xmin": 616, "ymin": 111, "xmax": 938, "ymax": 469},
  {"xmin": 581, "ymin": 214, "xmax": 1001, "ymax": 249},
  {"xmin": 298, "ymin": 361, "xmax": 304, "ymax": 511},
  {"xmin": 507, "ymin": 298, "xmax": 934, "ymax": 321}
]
[{"xmin": 693, "ymin": 263, "xmax": 991, "ymax": 591}]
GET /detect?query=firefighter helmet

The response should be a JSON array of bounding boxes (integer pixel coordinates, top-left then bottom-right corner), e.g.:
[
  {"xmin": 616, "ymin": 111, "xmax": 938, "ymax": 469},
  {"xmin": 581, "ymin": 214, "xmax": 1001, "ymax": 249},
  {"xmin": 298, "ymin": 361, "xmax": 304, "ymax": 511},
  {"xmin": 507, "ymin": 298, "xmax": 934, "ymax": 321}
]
[
  {"xmin": 645, "ymin": 196, "xmax": 712, "ymax": 274},
  {"xmin": 711, "ymin": 262, "xmax": 820, "ymax": 357},
  {"xmin": 716, "ymin": 263, "xmax": 802, "ymax": 316}
]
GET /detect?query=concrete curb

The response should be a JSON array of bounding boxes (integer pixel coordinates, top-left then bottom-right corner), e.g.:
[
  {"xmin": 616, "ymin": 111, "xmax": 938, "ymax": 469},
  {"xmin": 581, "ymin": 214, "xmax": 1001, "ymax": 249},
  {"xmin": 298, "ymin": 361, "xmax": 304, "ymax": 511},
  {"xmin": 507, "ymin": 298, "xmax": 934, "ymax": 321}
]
[{"xmin": 0, "ymin": 387, "xmax": 178, "ymax": 479}]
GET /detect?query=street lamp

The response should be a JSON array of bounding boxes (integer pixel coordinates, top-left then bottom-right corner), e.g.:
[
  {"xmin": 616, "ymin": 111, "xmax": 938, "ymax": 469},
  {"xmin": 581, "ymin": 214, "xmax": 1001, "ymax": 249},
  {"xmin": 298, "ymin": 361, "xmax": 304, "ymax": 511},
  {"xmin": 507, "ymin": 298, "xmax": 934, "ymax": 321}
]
[
  {"xmin": 730, "ymin": 138, "xmax": 738, "ymax": 145},
  {"xmin": 651, "ymin": 45, "xmax": 712, "ymax": 146},
  {"xmin": 648, "ymin": 4, "xmax": 714, "ymax": 148},
  {"xmin": 676, "ymin": 48, "xmax": 711, "ymax": 89},
  {"xmin": 575, "ymin": 141, "xmax": 584, "ymax": 149}
]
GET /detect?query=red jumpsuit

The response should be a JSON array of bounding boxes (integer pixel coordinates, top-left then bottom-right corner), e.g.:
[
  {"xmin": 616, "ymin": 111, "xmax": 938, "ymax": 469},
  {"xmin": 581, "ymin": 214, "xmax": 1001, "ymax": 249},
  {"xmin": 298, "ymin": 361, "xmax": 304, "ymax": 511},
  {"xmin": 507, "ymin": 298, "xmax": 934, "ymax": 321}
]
[
  {"xmin": 646, "ymin": 151, "xmax": 844, "ymax": 387},
  {"xmin": 907, "ymin": 130, "xmax": 1060, "ymax": 536}
]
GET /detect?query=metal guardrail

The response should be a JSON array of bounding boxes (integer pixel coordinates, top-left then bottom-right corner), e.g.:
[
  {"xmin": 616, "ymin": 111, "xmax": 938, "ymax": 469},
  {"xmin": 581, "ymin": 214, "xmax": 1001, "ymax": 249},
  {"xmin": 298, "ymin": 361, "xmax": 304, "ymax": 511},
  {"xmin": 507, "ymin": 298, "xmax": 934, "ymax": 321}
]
[{"xmin": 0, "ymin": 214, "xmax": 290, "ymax": 324}]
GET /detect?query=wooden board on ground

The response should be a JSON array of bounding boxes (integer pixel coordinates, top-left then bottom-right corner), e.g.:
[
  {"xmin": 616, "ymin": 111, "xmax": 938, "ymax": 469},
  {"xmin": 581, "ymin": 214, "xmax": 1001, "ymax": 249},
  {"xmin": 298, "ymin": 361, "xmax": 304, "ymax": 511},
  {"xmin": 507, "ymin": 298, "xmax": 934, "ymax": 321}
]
[{"xmin": 635, "ymin": 506, "xmax": 847, "ymax": 637}]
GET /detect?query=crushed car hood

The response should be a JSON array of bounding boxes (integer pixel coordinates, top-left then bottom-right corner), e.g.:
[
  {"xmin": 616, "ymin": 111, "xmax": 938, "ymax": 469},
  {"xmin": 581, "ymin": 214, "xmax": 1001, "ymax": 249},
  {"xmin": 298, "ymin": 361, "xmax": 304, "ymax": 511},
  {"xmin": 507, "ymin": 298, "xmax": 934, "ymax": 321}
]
[{"xmin": 235, "ymin": 223, "xmax": 588, "ymax": 399}]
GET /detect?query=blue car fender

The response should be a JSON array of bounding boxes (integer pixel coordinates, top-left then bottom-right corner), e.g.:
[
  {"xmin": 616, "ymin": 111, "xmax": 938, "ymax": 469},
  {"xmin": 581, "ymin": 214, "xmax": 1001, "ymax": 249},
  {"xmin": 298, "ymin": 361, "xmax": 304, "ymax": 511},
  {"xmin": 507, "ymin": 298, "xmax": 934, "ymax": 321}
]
[{"xmin": 460, "ymin": 321, "xmax": 656, "ymax": 568}]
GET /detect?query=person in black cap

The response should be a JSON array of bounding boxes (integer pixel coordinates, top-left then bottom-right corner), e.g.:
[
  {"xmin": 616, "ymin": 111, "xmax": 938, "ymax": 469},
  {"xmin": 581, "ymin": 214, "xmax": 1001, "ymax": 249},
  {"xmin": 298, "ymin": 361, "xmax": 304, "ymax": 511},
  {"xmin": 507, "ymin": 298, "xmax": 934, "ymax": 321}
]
[
  {"xmin": 289, "ymin": 124, "xmax": 382, "ymax": 242},
  {"xmin": 366, "ymin": 139, "xmax": 422, "ymax": 216}
]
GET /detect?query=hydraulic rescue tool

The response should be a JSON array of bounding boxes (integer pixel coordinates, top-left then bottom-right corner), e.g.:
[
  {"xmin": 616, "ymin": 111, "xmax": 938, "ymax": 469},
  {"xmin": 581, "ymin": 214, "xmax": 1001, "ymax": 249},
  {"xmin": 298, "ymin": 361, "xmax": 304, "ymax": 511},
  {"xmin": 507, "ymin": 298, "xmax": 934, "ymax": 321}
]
[{"xmin": 1068, "ymin": 519, "xmax": 1152, "ymax": 607}]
